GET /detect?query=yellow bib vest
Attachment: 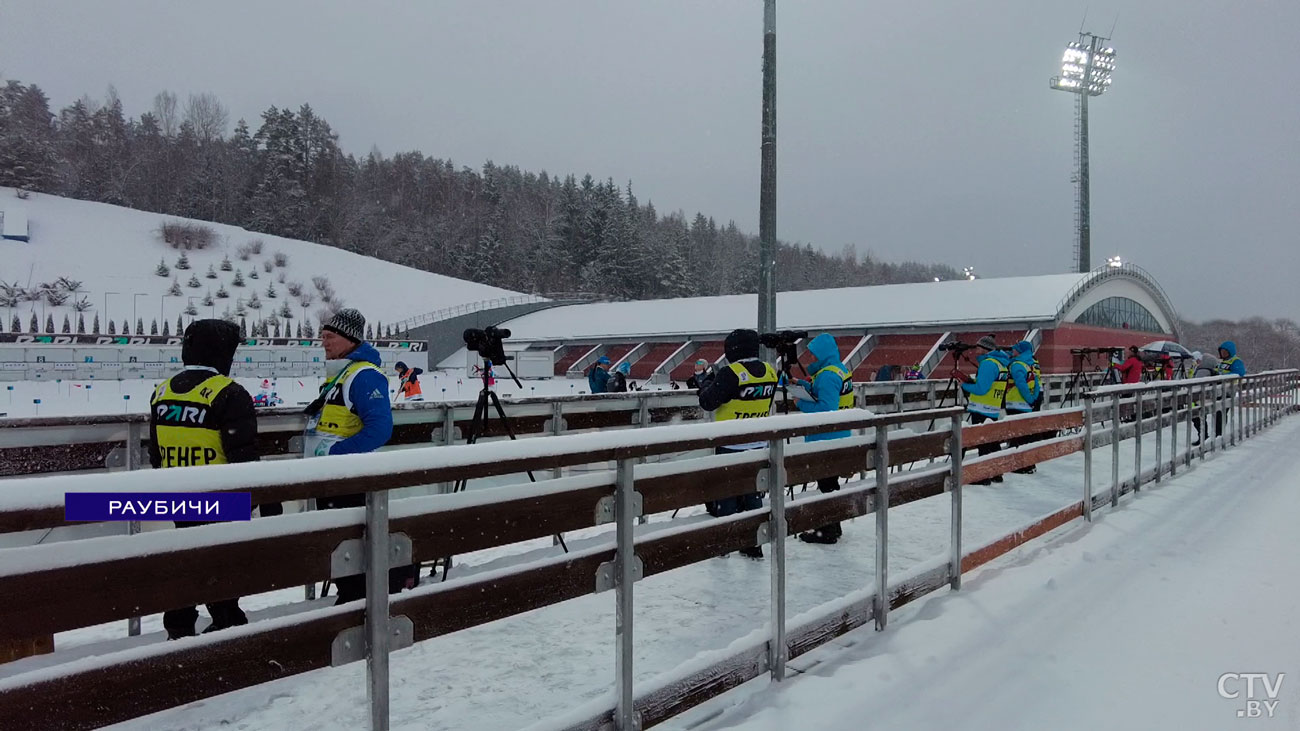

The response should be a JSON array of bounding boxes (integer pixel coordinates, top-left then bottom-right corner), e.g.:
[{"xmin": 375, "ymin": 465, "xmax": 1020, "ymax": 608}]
[
  {"xmin": 1215, "ymin": 356, "xmax": 1242, "ymax": 376},
  {"xmin": 151, "ymin": 373, "xmax": 234, "ymax": 468},
  {"xmin": 714, "ymin": 362, "xmax": 779, "ymax": 421},
  {"xmin": 813, "ymin": 364, "xmax": 855, "ymax": 409},
  {"xmin": 967, "ymin": 358, "xmax": 1009, "ymax": 418},
  {"xmin": 315, "ymin": 361, "xmax": 384, "ymax": 439},
  {"xmin": 1004, "ymin": 360, "xmax": 1041, "ymax": 412}
]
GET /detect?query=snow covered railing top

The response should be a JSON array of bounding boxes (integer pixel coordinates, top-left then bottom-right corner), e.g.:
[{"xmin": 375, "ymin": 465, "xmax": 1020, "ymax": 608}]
[
  {"xmin": 1085, "ymin": 369, "xmax": 1297, "ymax": 398},
  {"xmin": 0, "ymin": 407, "xmax": 962, "ymax": 532}
]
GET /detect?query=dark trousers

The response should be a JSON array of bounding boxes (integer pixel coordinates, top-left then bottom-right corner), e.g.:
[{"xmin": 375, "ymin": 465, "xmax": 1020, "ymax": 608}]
[
  {"xmin": 1008, "ymin": 396, "xmax": 1054, "ymax": 472},
  {"xmin": 807, "ymin": 477, "xmax": 843, "ymax": 538},
  {"xmin": 704, "ymin": 447, "xmax": 765, "ymax": 552},
  {"xmin": 1192, "ymin": 411, "xmax": 1226, "ymax": 443},
  {"xmin": 163, "ymin": 520, "xmax": 247, "ymax": 639},
  {"xmin": 968, "ymin": 412, "xmax": 1001, "ymax": 456},
  {"xmin": 320, "ymin": 493, "xmax": 418, "ymax": 605}
]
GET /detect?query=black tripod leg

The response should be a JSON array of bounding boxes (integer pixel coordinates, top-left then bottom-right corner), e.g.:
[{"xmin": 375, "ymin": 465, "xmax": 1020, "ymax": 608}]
[{"xmin": 486, "ymin": 389, "xmax": 569, "ymax": 553}]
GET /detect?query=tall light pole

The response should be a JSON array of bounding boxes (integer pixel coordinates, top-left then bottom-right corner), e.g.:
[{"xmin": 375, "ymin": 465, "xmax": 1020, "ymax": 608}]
[
  {"xmin": 1051, "ymin": 33, "xmax": 1116, "ymax": 273},
  {"xmin": 757, "ymin": 0, "xmax": 777, "ymax": 344}
]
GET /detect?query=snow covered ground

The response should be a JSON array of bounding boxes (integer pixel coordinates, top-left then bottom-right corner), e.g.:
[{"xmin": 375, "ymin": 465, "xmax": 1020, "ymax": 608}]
[
  {"xmin": 4, "ymin": 411, "xmax": 1285, "ymax": 731},
  {"xmin": 0, "ymin": 187, "xmax": 519, "ymax": 331},
  {"xmin": 687, "ymin": 416, "xmax": 1300, "ymax": 731}
]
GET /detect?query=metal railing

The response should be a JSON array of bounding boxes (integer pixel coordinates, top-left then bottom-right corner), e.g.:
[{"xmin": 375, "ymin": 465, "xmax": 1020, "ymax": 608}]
[
  {"xmin": 391, "ymin": 295, "xmax": 552, "ymax": 333},
  {"xmin": 0, "ymin": 371, "xmax": 1295, "ymax": 730},
  {"xmin": 1053, "ymin": 262, "xmax": 1183, "ymax": 341}
]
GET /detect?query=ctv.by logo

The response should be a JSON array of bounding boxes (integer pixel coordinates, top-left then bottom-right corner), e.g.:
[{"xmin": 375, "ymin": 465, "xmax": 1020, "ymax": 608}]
[{"xmin": 1218, "ymin": 672, "xmax": 1285, "ymax": 719}]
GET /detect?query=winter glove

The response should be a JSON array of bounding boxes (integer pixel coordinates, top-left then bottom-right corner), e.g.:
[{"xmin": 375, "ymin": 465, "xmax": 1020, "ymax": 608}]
[{"xmin": 314, "ymin": 440, "xmax": 333, "ymax": 457}]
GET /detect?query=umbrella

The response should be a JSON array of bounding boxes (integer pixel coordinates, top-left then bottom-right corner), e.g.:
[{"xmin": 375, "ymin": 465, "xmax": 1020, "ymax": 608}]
[{"xmin": 1140, "ymin": 341, "xmax": 1193, "ymax": 358}]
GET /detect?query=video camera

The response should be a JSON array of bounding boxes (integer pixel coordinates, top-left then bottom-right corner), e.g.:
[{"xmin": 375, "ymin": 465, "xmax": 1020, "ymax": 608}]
[
  {"xmin": 938, "ymin": 341, "xmax": 975, "ymax": 353},
  {"xmin": 759, "ymin": 330, "xmax": 808, "ymax": 370},
  {"xmin": 463, "ymin": 326, "xmax": 511, "ymax": 366},
  {"xmin": 1070, "ymin": 347, "xmax": 1123, "ymax": 357}
]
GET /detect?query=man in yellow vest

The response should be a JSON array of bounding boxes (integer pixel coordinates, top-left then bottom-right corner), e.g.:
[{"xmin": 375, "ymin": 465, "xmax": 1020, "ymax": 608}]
[
  {"xmin": 698, "ymin": 329, "xmax": 778, "ymax": 559},
  {"xmin": 150, "ymin": 319, "xmax": 279, "ymax": 639},
  {"xmin": 305, "ymin": 308, "xmax": 399, "ymax": 604},
  {"xmin": 1005, "ymin": 340, "xmax": 1047, "ymax": 475},
  {"xmin": 961, "ymin": 335, "xmax": 1010, "ymax": 485}
]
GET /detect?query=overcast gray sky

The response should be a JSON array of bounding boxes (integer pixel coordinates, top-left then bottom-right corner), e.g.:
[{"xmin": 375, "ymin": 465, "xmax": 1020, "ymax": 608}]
[{"xmin": 2, "ymin": 0, "xmax": 1296, "ymax": 322}]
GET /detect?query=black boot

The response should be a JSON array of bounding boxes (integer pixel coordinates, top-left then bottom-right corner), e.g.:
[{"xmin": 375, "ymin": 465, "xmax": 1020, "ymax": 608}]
[
  {"xmin": 799, "ymin": 529, "xmax": 839, "ymax": 545},
  {"xmin": 738, "ymin": 546, "xmax": 764, "ymax": 559}
]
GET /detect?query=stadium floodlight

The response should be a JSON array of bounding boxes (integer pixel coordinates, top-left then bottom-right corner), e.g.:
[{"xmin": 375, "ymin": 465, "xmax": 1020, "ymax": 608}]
[
  {"xmin": 962, "ymin": 266, "xmax": 976, "ymax": 281},
  {"xmin": 1051, "ymin": 32, "xmax": 1117, "ymax": 274},
  {"xmin": 1107, "ymin": 255, "xmax": 1123, "ymax": 268}
]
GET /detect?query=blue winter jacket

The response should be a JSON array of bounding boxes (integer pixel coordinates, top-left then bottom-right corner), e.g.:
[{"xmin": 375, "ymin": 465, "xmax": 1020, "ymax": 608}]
[
  {"xmin": 1217, "ymin": 341, "xmax": 1247, "ymax": 376},
  {"xmin": 329, "ymin": 342, "xmax": 394, "ymax": 456},
  {"xmin": 962, "ymin": 349, "xmax": 1011, "ymax": 398},
  {"xmin": 1007, "ymin": 343, "xmax": 1041, "ymax": 412},
  {"xmin": 588, "ymin": 365, "xmax": 610, "ymax": 394},
  {"xmin": 796, "ymin": 333, "xmax": 851, "ymax": 441}
]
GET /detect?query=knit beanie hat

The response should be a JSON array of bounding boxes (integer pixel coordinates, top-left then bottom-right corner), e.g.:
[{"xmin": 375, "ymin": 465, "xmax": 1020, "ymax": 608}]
[{"xmin": 323, "ymin": 308, "xmax": 366, "ymax": 343}]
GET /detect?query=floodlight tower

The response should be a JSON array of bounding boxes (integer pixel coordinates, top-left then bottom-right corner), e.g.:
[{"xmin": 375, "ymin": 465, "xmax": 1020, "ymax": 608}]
[{"xmin": 1051, "ymin": 33, "xmax": 1116, "ymax": 273}]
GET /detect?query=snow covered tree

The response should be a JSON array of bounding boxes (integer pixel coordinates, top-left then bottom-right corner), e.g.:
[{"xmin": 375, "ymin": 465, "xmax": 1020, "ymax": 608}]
[
  {"xmin": 61, "ymin": 314, "xmax": 71, "ymax": 333},
  {"xmin": 28, "ymin": 312, "xmax": 38, "ymax": 333},
  {"xmin": 11, "ymin": 314, "xmax": 21, "ymax": 332},
  {"xmin": 167, "ymin": 278, "xmax": 182, "ymax": 297},
  {"xmin": 162, "ymin": 320, "xmax": 170, "ymax": 336},
  {"xmin": 272, "ymin": 320, "xmax": 282, "ymax": 338},
  {"xmin": 91, "ymin": 313, "xmax": 100, "ymax": 334},
  {"xmin": 187, "ymin": 274, "xmax": 201, "ymax": 288},
  {"xmin": 302, "ymin": 320, "xmax": 314, "ymax": 338},
  {"xmin": 366, "ymin": 323, "xmax": 374, "ymax": 340},
  {"xmin": 202, "ymin": 292, "xmax": 214, "ymax": 307},
  {"xmin": 206, "ymin": 264, "xmax": 218, "ymax": 279},
  {"xmin": 184, "ymin": 302, "xmax": 197, "ymax": 316},
  {"xmin": 220, "ymin": 255, "xmax": 233, "ymax": 271},
  {"xmin": 265, "ymin": 283, "xmax": 276, "ymax": 298},
  {"xmin": 150, "ymin": 319, "xmax": 158, "ymax": 335},
  {"xmin": 0, "ymin": 81, "xmax": 59, "ymax": 192},
  {"xmin": 249, "ymin": 268, "xmax": 259, "ymax": 280},
  {"xmin": 155, "ymin": 259, "xmax": 170, "ymax": 277},
  {"xmin": 287, "ymin": 281, "xmax": 303, "ymax": 297},
  {"xmin": 278, "ymin": 301, "xmax": 293, "ymax": 319},
  {"xmin": 247, "ymin": 292, "xmax": 262, "ymax": 310},
  {"xmin": 45, "ymin": 314, "xmax": 54, "ymax": 333},
  {"xmin": 121, "ymin": 319, "xmax": 130, "ymax": 335},
  {"xmin": 77, "ymin": 313, "xmax": 86, "ymax": 333},
  {"xmin": 175, "ymin": 252, "xmax": 190, "ymax": 270},
  {"xmin": 262, "ymin": 260, "xmax": 273, "ymax": 273},
  {"xmin": 176, "ymin": 314, "xmax": 185, "ymax": 332},
  {"xmin": 235, "ymin": 300, "xmax": 247, "ymax": 316},
  {"xmin": 232, "ymin": 270, "xmax": 245, "ymax": 287},
  {"xmin": 107, "ymin": 319, "xmax": 116, "ymax": 335},
  {"xmin": 239, "ymin": 318, "xmax": 247, "ymax": 338},
  {"xmin": 215, "ymin": 285, "xmax": 229, "ymax": 299},
  {"xmin": 136, "ymin": 318, "xmax": 144, "ymax": 335}
]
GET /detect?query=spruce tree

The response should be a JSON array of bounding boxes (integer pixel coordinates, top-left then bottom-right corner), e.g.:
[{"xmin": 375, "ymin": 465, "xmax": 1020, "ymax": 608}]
[
  {"xmin": 108, "ymin": 319, "xmax": 116, "ymax": 335},
  {"xmin": 77, "ymin": 313, "xmax": 86, "ymax": 333},
  {"xmin": 136, "ymin": 318, "xmax": 144, "ymax": 335},
  {"xmin": 155, "ymin": 258, "xmax": 170, "ymax": 277},
  {"xmin": 12, "ymin": 314, "xmax": 22, "ymax": 332},
  {"xmin": 249, "ymin": 268, "xmax": 259, "ymax": 280},
  {"xmin": 366, "ymin": 324, "xmax": 374, "ymax": 340},
  {"xmin": 45, "ymin": 314, "xmax": 54, "ymax": 333},
  {"xmin": 188, "ymin": 274, "xmax": 201, "ymax": 288},
  {"xmin": 167, "ymin": 279, "xmax": 182, "ymax": 296},
  {"xmin": 206, "ymin": 264, "xmax": 218, "ymax": 279},
  {"xmin": 216, "ymin": 285, "xmax": 229, "ymax": 299},
  {"xmin": 162, "ymin": 320, "xmax": 170, "ymax": 336},
  {"xmin": 247, "ymin": 292, "xmax": 262, "ymax": 310},
  {"xmin": 91, "ymin": 313, "xmax": 100, "ymax": 334},
  {"xmin": 239, "ymin": 318, "xmax": 247, "ymax": 338},
  {"xmin": 220, "ymin": 255, "xmax": 233, "ymax": 272},
  {"xmin": 61, "ymin": 314, "xmax": 71, "ymax": 333},
  {"xmin": 121, "ymin": 319, "xmax": 130, "ymax": 335},
  {"xmin": 150, "ymin": 319, "xmax": 158, "ymax": 335},
  {"xmin": 202, "ymin": 293, "xmax": 214, "ymax": 307},
  {"xmin": 278, "ymin": 301, "xmax": 293, "ymax": 319},
  {"xmin": 176, "ymin": 252, "xmax": 190, "ymax": 270},
  {"xmin": 232, "ymin": 270, "xmax": 245, "ymax": 287},
  {"xmin": 266, "ymin": 283, "xmax": 276, "ymax": 298},
  {"xmin": 29, "ymin": 312, "xmax": 38, "ymax": 332}
]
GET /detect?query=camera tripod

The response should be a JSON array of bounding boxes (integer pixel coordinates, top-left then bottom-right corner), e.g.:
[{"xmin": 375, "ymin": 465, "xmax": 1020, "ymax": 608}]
[
  {"xmin": 924, "ymin": 347, "xmax": 975, "ymax": 432},
  {"xmin": 1063, "ymin": 351, "xmax": 1120, "ymax": 407},
  {"xmin": 434, "ymin": 355, "xmax": 569, "ymax": 582}
]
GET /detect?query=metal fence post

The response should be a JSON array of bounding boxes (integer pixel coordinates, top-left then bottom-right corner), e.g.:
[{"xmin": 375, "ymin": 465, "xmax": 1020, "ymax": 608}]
[
  {"xmin": 1083, "ymin": 396, "xmax": 1094, "ymax": 521},
  {"xmin": 364, "ymin": 488, "xmax": 392, "ymax": 731},
  {"xmin": 1110, "ymin": 393, "xmax": 1120, "ymax": 508},
  {"xmin": 1185, "ymin": 385, "xmax": 1194, "ymax": 468},
  {"xmin": 437, "ymin": 406, "xmax": 455, "ymax": 494},
  {"xmin": 1198, "ymin": 383, "xmax": 1208, "ymax": 461},
  {"xmin": 1154, "ymin": 388, "xmax": 1163, "ymax": 483},
  {"xmin": 767, "ymin": 438, "xmax": 787, "ymax": 681},
  {"xmin": 874, "ymin": 425, "xmax": 890, "ymax": 631},
  {"xmin": 948, "ymin": 414, "xmax": 963, "ymax": 588},
  {"xmin": 614, "ymin": 459, "xmax": 639, "ymax": 731},
  {"xmin": 1169, "ymin": 385, "xmax": 1178, "ymax": 478},
  {"xmin": 125, "ymin": 419, "xmax": 142, "ymax": 638},
  {"xmin": 551, "ymin": 402, "xmax": 564, "ymax": 481},
  {"xmin": 1133, "ymin": 389, "xmax": 1143, "ymax": 492}
]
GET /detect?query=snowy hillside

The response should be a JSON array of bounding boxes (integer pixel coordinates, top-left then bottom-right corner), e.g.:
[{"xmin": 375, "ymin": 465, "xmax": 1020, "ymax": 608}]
[{"xmin": 0, "ymin": 188, "xmax": 520, "ymax": 333}]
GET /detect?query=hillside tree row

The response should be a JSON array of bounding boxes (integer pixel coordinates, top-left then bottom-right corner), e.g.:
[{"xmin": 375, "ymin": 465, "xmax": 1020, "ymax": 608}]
[{"xmin": 0, "ymin": 79, "xmax": 959, "ymax": 299}]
